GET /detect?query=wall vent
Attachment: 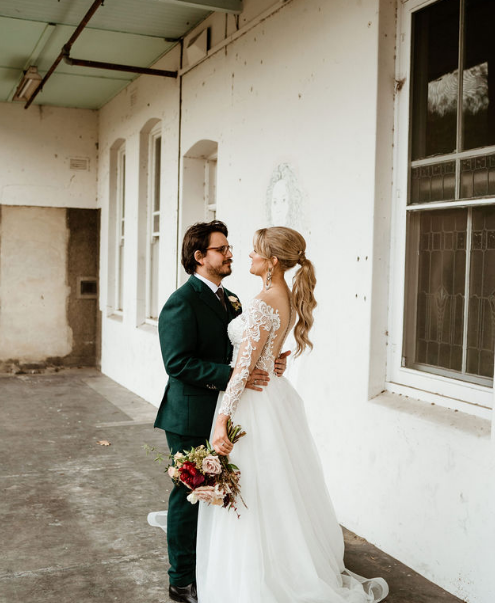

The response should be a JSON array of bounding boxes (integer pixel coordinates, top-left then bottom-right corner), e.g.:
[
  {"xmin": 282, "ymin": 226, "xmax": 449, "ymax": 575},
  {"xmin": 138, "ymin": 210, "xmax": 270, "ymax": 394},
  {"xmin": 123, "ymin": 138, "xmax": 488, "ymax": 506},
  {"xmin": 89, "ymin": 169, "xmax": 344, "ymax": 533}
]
[
  {"xmin": 77, "ymin": 277, "xmax": 97, "ymax": 299},
  {"xmin": 70, "ymin": 157, "xmax": 90, "ymax": 171}
]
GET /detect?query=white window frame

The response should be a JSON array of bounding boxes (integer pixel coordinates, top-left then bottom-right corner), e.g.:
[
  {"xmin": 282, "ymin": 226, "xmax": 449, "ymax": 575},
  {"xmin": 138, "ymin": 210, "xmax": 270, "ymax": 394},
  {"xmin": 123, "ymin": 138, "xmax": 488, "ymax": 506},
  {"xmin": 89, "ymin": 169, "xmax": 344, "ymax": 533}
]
[
  {"xmin": 145, "ymin": 126, "xmax": 162, "ymax": 324},
  {"xmin": 387, "ymin": 0, "xmax": 494, "ymax": 419},
  {"xmin": 115, "ymin": 146, "xmax": 126, "ymax": 314}
]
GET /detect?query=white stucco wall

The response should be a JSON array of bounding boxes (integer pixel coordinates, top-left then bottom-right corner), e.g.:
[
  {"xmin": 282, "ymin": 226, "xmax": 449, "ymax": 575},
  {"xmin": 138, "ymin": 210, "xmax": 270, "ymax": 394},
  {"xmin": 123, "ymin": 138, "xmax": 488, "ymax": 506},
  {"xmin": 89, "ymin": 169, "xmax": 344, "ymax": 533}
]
[
  {"xmin": 97, "ymin": 47, "xmax": 181, "ymax": 403},
  {"xmin": 0, "ymin": 103, "xmax": 97, "ymax": 209},
  {"xmin": 95, "ymin": 1, "xmax": 495, "ymax": 602}
]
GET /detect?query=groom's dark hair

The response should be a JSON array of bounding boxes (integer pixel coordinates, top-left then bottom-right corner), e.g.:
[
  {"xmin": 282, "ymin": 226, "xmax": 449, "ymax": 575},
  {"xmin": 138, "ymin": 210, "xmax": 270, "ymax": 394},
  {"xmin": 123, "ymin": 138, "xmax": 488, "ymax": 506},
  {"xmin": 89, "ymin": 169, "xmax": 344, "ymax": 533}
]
[{"xmin": 182, "ymin": 220, "xmax": 229, "ymax": 275}]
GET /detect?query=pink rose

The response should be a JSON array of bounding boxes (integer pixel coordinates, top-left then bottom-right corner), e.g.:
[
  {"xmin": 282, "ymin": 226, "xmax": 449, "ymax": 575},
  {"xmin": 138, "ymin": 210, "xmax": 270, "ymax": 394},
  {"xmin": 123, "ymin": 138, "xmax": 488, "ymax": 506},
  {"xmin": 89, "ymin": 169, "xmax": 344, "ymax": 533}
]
[
  {"xmin": 187, "ymin": 486, "xmax": 225, "ymax": 505},
  {"xmin": 202, "ymin": 455, "xmax": 222, "ymax": 475},
  {"xmin": 187, "ymin": 486, "xmax": 214, "ymax": 504},
  {"xmin": 168, "ymin": 466, "xmax": 179, "ymax": 479}
]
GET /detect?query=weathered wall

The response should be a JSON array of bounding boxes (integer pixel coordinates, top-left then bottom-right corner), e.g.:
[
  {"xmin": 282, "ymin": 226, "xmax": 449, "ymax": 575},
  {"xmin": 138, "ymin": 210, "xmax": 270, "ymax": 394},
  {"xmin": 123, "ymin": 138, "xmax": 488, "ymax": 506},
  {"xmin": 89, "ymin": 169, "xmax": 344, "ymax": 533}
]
[
  {"xmin": 0, "ymin": 206, "xmax": 72, "ymax": 365},
  {"xmin": 0, "ymin": 103, "xmax": 97, "ymax": 209},
  {"xmin": 0, "ymin": 103, "xmax": 99, "ymax": 370},
  {"xmin": 0, "ymin": 206, "xmax": 100, "ymax": 370},
  {"xmin": 67, "ymin": 208, "xmax": 100, "ymax": 367},
  {"xmin": 95, "ymin": 1, "xmax": 494, "ymax": 602}
]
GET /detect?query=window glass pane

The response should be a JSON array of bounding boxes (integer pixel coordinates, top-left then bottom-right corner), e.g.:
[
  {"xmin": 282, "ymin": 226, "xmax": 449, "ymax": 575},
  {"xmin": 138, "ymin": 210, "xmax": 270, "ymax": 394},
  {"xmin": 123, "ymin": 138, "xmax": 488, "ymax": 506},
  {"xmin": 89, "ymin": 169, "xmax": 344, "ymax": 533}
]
[
  {"xmin": 467, "ymin": 206, "xmax": 495, "ymax": 378},
  {"xmin": 208, "ymin": 159, "xmax": 217, "ymax": 206},
  {"xmin": 462, "ymin": 0, "xmax": 495, "ymax": 151},
  {"xmin": 121, "ymin": 154, "xmax": 126, "ymax": 217},
  {"xmin": 154, "ymin": 137, "xmax": 161, "ymax": 212},
  {"xmin": 411, "ymin": 0, "xmax": 460, "ymax": 160},
  {"xmin": 118, "ymin": 243, "xmax": 125, "ymax": 311},
  {"xmin": 460, "ymin": 152, "xmax": 495, "ymax": 199},
  {"xmin": 414, "ymin": 209, "xmax": 466, "ymax": 371},
  {"xmin": 150, "ymin": 238, "xmax": 160, "ymax": 320},
  {"xmin": 410, "ymin": 161, "xmax": 456, "ymax": 204}
]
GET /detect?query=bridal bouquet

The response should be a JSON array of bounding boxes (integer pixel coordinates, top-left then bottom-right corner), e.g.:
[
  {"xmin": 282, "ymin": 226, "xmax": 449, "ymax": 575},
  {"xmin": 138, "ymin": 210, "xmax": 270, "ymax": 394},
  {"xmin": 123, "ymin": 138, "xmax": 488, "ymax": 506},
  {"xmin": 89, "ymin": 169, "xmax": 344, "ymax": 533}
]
[{"xmin": 145, "ymin": 420, "xmax": 246, "ymax": 515}]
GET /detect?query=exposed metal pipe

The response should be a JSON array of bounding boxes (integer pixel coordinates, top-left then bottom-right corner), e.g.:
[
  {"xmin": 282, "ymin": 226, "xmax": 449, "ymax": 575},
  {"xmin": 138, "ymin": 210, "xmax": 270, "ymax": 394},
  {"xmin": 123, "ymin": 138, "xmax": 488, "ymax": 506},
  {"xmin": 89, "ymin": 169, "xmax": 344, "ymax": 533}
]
[
  {"xmin": 62, "ymin": 53, "xmax": 177, "ymax": 79},
  {"xmin": 24, "ymin": 0, "xmax": 177, "ymax": 109},
  {"xmin": 25, "ymin": 0, "xmax": 105, "ymax": 109}
]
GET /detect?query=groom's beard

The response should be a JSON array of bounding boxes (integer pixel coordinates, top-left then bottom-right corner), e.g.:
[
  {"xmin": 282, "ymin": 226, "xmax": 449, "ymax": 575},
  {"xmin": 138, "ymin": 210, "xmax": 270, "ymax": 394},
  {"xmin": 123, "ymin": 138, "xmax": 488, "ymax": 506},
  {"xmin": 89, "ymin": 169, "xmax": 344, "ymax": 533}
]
[{"xmin": 207, "ymin": 259, "xmax": 232, "ymax": 280}]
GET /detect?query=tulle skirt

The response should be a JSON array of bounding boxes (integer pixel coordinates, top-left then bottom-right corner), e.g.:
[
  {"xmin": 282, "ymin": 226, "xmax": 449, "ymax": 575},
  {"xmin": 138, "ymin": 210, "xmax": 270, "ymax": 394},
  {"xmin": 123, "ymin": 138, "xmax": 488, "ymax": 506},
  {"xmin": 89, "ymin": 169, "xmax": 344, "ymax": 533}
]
[{"xmin": 196, "ymin": 376, "xmax": 388, "ymax": 603}]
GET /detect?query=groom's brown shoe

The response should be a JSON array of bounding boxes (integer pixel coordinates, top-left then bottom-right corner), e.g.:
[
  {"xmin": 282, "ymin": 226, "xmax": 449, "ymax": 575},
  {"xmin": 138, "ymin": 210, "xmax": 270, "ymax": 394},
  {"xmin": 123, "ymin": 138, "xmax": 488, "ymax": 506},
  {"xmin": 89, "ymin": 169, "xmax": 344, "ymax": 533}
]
[{"xmin": 169, "ymin": 582, "xmax": 198, "ymax": 603}]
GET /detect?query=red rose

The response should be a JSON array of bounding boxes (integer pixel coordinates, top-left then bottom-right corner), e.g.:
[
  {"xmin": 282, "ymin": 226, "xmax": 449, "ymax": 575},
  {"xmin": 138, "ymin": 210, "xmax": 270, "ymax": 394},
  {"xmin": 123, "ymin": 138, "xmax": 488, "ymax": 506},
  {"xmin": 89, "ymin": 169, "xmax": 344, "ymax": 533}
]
[{"xmin": 179, "ymin": 461, "xmax": 205, "ymax": 489}]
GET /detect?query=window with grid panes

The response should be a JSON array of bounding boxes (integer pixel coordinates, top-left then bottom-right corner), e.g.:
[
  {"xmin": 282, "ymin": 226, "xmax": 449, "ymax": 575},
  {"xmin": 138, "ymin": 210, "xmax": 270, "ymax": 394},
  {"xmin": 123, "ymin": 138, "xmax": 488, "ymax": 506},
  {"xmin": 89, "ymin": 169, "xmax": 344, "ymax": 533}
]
[
  {"xmin": 116, "ymin": 147, "xmax": 126, "ymax": 312},
  {"xmin": 404, "ymin": 0, "xmax": 495, "ymax": 386},
  {"xmin": 147, "ymin": 130, "xmax": 161, "ymax": 321}
]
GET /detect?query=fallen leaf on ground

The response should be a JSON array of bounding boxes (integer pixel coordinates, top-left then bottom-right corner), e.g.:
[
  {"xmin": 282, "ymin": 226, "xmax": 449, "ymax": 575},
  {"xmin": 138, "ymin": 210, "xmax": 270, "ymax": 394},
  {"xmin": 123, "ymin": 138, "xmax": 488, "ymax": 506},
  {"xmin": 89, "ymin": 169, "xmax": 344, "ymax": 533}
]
[{"xmin": 97, "ymin": 440, "xmax": 111, "ymax": 446}]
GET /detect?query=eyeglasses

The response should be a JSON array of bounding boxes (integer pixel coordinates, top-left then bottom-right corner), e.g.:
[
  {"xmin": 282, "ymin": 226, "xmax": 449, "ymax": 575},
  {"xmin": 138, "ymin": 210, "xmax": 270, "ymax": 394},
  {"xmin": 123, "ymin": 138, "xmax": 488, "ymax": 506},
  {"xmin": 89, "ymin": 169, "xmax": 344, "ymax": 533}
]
[{"xmin": 205, "ymin": 245, "xmax": 234, "ymax": 256}]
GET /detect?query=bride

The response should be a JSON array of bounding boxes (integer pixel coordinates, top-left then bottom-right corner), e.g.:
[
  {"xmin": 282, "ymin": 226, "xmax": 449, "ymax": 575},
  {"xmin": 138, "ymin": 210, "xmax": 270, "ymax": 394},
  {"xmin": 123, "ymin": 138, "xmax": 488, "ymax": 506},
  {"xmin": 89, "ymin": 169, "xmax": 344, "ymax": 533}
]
[{"xmin": 196, "ymin": 226, "xmax": 388, "ymax": 603}]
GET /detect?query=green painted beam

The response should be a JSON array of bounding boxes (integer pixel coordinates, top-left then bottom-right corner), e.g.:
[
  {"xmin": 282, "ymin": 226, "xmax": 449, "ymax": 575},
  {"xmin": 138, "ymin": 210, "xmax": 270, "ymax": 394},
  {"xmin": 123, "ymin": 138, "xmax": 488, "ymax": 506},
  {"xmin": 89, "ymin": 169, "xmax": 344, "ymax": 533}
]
[{"xmin": 161, "ymin": 0, "xmax": 242, "ymax": 15}]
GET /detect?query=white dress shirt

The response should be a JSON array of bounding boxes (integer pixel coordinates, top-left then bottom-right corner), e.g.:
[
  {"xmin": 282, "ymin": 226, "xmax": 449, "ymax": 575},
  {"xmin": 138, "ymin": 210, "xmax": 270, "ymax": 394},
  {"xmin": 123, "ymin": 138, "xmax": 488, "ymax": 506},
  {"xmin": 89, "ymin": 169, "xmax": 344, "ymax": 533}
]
[{"xmin": 194, "ymin": 272, "xmax": 224, "ymax": 296}]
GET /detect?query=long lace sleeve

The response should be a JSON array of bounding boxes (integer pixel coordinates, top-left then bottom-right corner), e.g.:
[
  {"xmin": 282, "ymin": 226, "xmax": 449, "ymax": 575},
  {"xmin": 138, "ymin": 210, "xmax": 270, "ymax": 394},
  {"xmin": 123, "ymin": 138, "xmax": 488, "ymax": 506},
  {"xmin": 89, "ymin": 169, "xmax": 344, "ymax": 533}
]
[{"xmin": 219, "ymin": 299, "xmax": 279, "ymax": 419}]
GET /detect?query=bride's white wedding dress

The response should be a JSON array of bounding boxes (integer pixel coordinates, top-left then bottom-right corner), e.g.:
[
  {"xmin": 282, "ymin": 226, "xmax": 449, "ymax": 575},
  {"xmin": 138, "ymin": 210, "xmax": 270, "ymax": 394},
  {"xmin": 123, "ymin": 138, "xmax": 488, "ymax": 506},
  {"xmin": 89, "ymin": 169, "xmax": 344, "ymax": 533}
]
[{"xmin": 196, "ymin": 298, "xmax": 388, "ymax": 603}]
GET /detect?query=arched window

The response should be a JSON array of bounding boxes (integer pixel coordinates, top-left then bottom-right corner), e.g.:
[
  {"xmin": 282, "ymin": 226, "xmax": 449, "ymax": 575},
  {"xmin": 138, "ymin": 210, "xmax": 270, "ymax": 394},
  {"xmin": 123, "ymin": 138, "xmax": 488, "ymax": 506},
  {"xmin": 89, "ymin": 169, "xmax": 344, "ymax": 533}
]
[
  {"xmin": 137, "ymin": 119, "xmax": 162, "ymax": 323},
  {"xmin": 179, "ymin": 139, "xmax": 218, "ymax": 283},
  {"xmin": 108, "ymin": 138, "xmax": 126, "ymax": 314}
]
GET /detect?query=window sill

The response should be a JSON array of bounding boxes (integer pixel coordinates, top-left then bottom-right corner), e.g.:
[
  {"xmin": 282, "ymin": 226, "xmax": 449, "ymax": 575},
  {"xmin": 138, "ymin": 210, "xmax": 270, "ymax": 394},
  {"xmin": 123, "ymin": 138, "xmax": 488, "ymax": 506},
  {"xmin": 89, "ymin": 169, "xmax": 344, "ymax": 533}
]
[
  {"xmin": 385, "ymin": 376, "xmax": 492, "ymax": 421},
  {"xmin": 372, "ymin": 390, "xmax": 492, "ymax": 439},
  {"xmin": 107, "ymin": 312, "xmax": 123, "ymax": 323},
  {"xmin": 137, "ymin": 321, "xmax": 158, "ymax": 334},
  {"xmin": 387, "ymin": 365, "xmax": 493, "ymax": 416}
]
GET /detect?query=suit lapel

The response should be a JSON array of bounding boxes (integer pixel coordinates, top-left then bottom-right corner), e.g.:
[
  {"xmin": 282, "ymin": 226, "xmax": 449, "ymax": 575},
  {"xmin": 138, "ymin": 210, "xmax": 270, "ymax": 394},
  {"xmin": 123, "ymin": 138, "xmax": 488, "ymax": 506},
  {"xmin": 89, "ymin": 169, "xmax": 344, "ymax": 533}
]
[{"xmin": 188, "ymin": 275, "xmax": 229, "ymax": 325}]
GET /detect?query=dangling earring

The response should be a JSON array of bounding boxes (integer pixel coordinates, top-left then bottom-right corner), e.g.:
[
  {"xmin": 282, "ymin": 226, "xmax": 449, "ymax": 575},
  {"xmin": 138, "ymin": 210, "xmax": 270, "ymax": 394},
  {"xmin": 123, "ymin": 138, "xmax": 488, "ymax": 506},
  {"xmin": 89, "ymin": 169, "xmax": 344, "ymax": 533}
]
[{"xmin": 265, "ymin": 267, "xmax": 272, "ymax": 291}]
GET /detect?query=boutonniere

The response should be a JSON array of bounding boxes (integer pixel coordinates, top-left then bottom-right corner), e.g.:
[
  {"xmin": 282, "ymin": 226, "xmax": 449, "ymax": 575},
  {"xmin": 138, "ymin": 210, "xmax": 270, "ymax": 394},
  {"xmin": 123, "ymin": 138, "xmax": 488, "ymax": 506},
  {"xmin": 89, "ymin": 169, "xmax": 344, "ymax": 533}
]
[{"xmin": 228, "ymin": 295, "xmax": 242, "ymax": 312}]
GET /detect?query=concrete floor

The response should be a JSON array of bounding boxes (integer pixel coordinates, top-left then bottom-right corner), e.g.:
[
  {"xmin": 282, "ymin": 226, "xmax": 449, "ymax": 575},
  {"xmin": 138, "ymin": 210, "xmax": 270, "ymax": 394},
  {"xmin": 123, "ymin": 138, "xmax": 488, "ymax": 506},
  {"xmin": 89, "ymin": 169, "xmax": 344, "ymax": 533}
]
[{"xmin": 0, "ymin": 369, "xmax": 465, "ymax": 603}]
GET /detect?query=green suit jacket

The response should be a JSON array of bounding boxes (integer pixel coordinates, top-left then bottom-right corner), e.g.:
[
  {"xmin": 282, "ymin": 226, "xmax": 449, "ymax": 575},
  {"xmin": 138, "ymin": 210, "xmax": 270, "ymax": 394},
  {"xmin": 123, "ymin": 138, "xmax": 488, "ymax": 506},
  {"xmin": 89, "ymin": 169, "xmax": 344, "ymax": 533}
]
[{"xmin": 154, "ymin": 275, "xmax": 242, "ymax": 437}]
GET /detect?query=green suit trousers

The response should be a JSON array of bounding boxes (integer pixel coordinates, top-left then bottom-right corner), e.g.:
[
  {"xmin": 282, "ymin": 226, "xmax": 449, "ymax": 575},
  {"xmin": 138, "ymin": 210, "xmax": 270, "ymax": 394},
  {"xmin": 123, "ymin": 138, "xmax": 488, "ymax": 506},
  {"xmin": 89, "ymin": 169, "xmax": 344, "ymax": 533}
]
[{"xmin": 165, "ymin": 430, "xmax": 208, "ymax": 586}]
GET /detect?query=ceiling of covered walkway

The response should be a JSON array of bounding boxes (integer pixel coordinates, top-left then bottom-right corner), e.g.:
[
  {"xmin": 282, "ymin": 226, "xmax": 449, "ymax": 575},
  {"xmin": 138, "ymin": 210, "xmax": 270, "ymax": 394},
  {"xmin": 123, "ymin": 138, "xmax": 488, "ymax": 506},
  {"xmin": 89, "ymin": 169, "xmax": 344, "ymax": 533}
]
[{"xmin": 0, "ymin": 0, "xmax": 241, "ymax": 109}]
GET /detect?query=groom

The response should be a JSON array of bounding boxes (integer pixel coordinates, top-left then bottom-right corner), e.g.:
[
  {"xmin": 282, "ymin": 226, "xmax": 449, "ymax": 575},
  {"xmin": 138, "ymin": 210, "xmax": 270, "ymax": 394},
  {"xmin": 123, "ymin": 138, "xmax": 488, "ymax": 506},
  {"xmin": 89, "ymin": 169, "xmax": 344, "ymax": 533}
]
[{"xmin": 154, "ymin": 220, "xmax": 286, "ymax": 603}]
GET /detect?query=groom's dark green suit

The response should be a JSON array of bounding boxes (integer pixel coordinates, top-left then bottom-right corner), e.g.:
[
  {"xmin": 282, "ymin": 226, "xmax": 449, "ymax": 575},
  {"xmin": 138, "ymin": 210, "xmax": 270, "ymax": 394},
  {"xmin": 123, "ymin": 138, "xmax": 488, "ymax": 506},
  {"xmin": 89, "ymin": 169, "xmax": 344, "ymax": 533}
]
[{"xmin": 154, "ymin": 274, "xmax": 242, "ymax": 587}]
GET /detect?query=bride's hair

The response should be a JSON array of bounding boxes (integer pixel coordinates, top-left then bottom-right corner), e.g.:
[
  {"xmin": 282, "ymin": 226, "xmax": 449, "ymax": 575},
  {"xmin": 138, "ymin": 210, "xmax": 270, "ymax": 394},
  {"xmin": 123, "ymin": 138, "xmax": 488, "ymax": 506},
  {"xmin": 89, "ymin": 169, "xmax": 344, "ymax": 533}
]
[{"xmin": 253, "ymin": 227, "xmax": 316, "ymax": 357}]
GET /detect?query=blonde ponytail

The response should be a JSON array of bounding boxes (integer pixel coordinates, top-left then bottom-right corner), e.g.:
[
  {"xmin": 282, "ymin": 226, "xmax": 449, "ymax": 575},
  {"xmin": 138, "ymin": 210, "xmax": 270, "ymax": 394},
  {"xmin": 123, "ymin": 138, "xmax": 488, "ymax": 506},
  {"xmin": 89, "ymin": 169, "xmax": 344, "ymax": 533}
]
[
  {"xmin": 292, "ymin": 256, "xmax": 317, "ymax": 357},
  {"xmin": 253, "ymin": 227, "xmax": 317, "ymax": 357}
]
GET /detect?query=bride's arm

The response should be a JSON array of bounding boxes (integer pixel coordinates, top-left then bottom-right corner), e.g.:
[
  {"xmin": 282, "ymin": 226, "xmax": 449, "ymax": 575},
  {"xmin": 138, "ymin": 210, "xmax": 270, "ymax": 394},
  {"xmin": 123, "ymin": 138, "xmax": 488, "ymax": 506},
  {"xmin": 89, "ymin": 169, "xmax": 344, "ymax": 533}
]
[{"xmin": 212, "ymin": 300, "xmax": 274, "ymax": 455}]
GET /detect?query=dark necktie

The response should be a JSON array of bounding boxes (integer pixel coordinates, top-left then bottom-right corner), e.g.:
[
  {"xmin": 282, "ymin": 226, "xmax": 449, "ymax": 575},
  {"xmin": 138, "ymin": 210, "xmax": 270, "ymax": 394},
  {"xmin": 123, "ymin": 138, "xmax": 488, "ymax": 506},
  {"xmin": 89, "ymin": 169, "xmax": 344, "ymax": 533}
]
[{"xmin": 216, "ymin": 287, "xmax": 227, "ymax": 312}]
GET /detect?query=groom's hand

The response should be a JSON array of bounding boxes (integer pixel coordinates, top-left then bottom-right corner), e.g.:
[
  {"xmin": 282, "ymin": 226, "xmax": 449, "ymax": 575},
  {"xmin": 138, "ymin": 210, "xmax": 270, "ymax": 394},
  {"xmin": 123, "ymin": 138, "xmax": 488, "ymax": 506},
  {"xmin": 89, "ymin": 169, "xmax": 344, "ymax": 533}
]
[
  {"xmin": 275, "ymin": 350, "xmax": 291, "ymax": 377},
  {"xmin": 245, "ymin": 368, "xmax": 270, "ymax": 392}
]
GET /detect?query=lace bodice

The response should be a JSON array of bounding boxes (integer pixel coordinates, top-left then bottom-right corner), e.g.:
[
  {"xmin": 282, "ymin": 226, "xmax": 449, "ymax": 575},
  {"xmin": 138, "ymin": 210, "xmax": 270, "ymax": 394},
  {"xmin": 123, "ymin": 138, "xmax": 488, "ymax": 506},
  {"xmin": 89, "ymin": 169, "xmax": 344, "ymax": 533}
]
[{"xmin": 219, "ymin": 298, "xmax": 282, "ymax": 419}]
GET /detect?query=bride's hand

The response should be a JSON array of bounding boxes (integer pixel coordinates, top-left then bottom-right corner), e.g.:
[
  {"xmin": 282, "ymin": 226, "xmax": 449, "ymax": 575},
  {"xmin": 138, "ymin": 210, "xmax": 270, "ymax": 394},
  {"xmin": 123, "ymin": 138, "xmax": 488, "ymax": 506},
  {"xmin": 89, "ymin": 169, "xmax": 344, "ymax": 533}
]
[{"xmin": 212, "ymin": 415, "xmax": 234, "ymax": 456}]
